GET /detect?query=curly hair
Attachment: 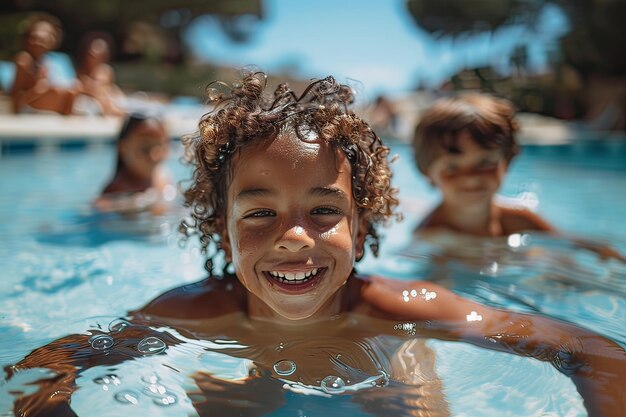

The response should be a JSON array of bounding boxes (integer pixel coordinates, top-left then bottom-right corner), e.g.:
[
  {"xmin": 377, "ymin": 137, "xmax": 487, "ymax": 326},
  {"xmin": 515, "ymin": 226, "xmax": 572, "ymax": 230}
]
[
  {"xmin": 180, "ymin": 71, "xmax": 399, "ymax": 274},
  {"xmin": 412, "ymin": 93, "xmax": 520, "ymax": 175}
]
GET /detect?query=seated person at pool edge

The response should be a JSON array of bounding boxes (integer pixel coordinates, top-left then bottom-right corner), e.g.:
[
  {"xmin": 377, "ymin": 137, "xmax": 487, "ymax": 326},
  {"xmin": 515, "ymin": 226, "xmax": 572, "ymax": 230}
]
[
  {"xmin": 10, "ymin": 14, "xmax": 78, "ymax": 114},
  {"xmin": 412, "ymin": 93, "xmax": 625, "ymax": 261},
  {"xmin": 93, "ymin": 113, "xmax": 173, "ymax": 214},
  {"xmin": 8, "ymin": 73, "xmax": 625, "ymax": 417}
]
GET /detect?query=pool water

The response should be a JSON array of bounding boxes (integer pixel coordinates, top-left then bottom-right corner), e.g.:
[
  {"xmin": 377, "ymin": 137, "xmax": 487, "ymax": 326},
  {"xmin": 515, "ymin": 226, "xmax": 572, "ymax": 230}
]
[{"xmin": 0, "ymin": 139, "xmax": 625, "ymax": 416}]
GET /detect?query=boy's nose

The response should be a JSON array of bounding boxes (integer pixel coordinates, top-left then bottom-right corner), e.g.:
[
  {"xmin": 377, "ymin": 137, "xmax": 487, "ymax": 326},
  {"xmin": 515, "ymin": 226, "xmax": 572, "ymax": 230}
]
[{"xmin": 275, "ymin": 225, "xmax": 314, "ymax": 252}]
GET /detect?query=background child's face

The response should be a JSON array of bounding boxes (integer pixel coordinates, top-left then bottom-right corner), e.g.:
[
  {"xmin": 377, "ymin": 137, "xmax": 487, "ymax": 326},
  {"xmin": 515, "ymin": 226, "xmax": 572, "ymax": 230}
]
[
  {"xmin": 426, "ymin": 131, "xmax": 507, "ymax": 207},
  {"xmin": 86, "ymin": 38, "xmax": 110, "ymax": 65},
  {"xmin": 119, "ymin": 120, "xmax": 169, "ymax": 180},
  {"xmin": 25, "ymin": 21, "xmax": 57, "ymax": 57},
  {"xmin": 222, "ymin": 132, "xmax": 364, "ymax": 321}
]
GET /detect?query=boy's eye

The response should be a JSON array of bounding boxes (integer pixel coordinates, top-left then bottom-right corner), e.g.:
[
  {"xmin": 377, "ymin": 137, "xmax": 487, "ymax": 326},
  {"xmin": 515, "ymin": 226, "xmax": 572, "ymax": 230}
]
[
  {"xmin": 243, "ymin": 209, "xmax": 275, "ymax": 218},
  {"xmin": 311, "ymin": 206, "xmax": 342, "ymax": 216}
]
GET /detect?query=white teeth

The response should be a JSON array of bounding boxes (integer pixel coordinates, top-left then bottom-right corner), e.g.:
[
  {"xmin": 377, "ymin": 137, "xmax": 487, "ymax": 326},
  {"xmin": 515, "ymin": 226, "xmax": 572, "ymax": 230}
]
[{"xmin": 268, "ymin": 268, "xmax": 320, "ymax": 283}]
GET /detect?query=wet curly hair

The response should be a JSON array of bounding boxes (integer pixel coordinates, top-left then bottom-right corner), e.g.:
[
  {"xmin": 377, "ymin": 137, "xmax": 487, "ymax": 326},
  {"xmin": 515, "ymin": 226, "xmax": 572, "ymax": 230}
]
[
  {"xmin": 180, "ymin": 71, "xmax": 399, "ymax": 274},
  {"xmin": 412, "ymin": 93, "xmax": 520, "ymax": 175}
]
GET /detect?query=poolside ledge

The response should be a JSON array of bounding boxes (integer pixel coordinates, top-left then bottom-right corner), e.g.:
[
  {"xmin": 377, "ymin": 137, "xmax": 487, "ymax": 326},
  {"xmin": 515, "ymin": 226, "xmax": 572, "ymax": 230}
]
[{"xmin": 0, "ymin": 113, "xmax": 200, "ymax": 155}]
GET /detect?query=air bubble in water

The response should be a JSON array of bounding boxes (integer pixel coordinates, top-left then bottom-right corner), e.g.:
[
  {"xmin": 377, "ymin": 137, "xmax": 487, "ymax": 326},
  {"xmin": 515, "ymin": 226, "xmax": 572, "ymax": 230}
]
[
  {"xmin": 137, "ymin": 337, "xmax": 167, "ymax": 354},
  {"xmin": 114, "ymin": 390, "xmax": 139, "ymax": 405},
  {"xmin": 320, "ymin": 376, "xmax": 346, "ymax": 394},
  {"xmin": 273, "ymin": 360, "xmax": 296, "ymax": 376},
  {"xmin": 89, "ymin": 335, "xmax": 114, "ymax": 350},
  {"xmin": 108, "ymin": 318, "xmax": 131, "ymax": 333}
]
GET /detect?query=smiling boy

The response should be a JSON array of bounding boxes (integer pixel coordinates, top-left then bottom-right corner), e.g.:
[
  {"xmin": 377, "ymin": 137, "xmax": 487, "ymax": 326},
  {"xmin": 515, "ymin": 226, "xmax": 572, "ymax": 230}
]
[{"xmin": 7, "ymin": 73, "xmax": 625, "ymax": 417}]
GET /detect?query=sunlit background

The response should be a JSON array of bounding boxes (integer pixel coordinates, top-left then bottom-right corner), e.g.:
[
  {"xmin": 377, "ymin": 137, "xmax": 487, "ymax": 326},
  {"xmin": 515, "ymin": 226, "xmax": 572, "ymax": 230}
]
[
  {"xmin": 2, "ymin": 0, "xmax": 625, "ymax": 135},
  {"xmin": 1, "ymin": 4, "xmax": 625, "ymax": 416}
]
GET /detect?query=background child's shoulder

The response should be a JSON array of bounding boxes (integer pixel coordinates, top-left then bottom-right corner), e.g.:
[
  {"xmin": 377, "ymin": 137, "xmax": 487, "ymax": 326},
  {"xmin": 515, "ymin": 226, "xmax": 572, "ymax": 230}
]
[
  {"xmin": 134, "ymin": 275, "xmax": 246, "ymax": 320},
  {"xmin": 499, "ymin": 205, "xmax": 555, "ymax": 234}
]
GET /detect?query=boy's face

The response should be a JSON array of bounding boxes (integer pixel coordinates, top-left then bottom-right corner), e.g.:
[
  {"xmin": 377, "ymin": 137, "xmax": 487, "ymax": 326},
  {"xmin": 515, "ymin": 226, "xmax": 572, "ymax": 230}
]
[
  {"xmin": 223, "ymin": 132, "xmax": 365, "ymax": 321},
  {"xmin": 426, "ymin": 131, "xmax": 507, "ymax": 207}
]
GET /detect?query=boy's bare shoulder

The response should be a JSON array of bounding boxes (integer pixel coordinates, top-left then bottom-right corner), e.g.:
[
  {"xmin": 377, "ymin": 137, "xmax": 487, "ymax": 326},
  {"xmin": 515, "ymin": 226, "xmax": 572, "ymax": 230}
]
[
  {"xmin": 499, "ymin": 205, "xmax": 555, "ymax": 234},
  {"xmin": 134, "ymin": 275, "xmax": 246, "ymax": 320}
]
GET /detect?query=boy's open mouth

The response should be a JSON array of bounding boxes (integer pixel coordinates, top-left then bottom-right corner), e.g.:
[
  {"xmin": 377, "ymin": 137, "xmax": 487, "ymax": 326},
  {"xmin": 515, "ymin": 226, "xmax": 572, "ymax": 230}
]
[
  {"xmin": 267, "ymin": 268, "xmax": 321, "ymax": 283},
  {"xmin": 263, "ymin": 268, "xmax": 326, "ymax": 292}
]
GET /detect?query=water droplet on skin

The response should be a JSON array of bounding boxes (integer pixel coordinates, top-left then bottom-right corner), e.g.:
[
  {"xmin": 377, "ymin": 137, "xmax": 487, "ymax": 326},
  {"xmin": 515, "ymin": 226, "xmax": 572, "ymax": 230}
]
[
  {"xmin": 137, "ymin": 337, "xmax": 167, "ymax": 354},
  {"xmin": 89, "ymin": 335, "xmax": 114, "ymax": 350},
  {"xmin": 114, "ymin": 390, "xmax": 140, "ymax": 405},
  {"xmin": 273, "ymin": 360, "xmax": 297, "ymax": 376},
  {"xmin": 320, "ymin": 376, "xmax": 346, "ymax": 394},
  {"xmin": 108, "ymin": 318, "xmax": 131, "ymax": 333}
]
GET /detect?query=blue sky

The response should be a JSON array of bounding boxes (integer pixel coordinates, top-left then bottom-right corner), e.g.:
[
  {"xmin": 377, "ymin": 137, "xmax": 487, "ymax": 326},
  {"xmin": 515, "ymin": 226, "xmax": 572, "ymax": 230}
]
[{"xmin": 184, "ymin": 0, "xmax": 568, "ymax": 98}]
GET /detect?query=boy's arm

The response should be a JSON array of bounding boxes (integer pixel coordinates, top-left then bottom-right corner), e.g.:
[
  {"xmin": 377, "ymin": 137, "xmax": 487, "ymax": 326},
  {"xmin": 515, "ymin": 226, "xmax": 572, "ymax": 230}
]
[{"xmin": 361, "ymin": 276, "xmax": 626, "ymax": 417}]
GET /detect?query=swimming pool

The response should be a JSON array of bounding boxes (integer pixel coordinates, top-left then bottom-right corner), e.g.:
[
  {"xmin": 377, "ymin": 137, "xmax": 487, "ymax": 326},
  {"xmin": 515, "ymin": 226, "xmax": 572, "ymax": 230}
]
[{"xmin": 1, "ymin": 139, "xmax": 625, "ymax": 416}]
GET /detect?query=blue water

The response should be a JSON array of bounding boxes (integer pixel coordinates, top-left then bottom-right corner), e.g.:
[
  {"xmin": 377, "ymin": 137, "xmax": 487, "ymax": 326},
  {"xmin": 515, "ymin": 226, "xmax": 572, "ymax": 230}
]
[{"xmin": 0, "ymin": 139, "xmax": 625, "ymax": 416}]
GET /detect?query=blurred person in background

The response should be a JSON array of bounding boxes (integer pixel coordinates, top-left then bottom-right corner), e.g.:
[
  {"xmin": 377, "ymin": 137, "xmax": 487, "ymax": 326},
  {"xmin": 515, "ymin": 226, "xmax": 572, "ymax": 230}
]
[
  {"xmin": 94, "ymin": 113, "xmax": 174, "ymax": 215},
  {"xmin": 75, "ymin": 31, "xmax": 125, "ymax": 116},
  {"xmin": 10, "ymin": 14, "xmax": 78, "ymax": 114},
  {"xmin": 411, "ymin": 93, "xmax": 625, "ymax": 262}
]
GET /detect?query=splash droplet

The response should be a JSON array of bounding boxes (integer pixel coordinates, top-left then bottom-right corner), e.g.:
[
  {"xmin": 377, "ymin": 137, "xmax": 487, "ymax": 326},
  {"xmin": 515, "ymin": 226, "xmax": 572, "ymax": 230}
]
[
  {"xmin": 320, "ymin": 376, "xmax": 346, "ymax": 394},
  {"xmin": 89, "ymin": 335, "xmax": 114, "ymax": 350},
  {"xmin": 137, "ymin": 337, "xmax": 167, "ymax": 354},
  {"xmin": 108, "ymin": 318, "xmax": 131, "ymax": 333},
  {"xmin": 114, "ymin": 390, "xmax": 139, "ymax": 405},
  {"xmin": 273, "ymin": 360, "xmax": 296, "ymax": 376}
]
